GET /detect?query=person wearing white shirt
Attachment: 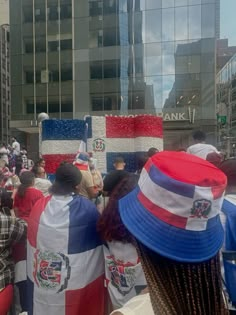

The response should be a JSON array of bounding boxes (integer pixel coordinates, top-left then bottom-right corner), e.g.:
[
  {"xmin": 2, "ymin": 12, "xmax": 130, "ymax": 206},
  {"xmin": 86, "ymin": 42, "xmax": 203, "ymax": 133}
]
[
  {"xmin": 11, "ymin": 137, "xmax": 20, "ymax": 156},
  {"xmin": 32, "ymin": 165, "xmax": 52, "ymax": 196},
  {"xmin": 187, "ymin": 130, "xmax": 219, "ymax": 159},
  {"xmin": 0, "ymin": 143, "xmax": 9, "ymax": 165}
]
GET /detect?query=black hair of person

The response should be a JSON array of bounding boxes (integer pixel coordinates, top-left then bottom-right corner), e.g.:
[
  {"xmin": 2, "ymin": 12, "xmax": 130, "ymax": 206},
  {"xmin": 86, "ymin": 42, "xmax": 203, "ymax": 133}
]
[
  {"xmin": 192, "ymin": 130, "xmax": 206, "ymax": 142},
  {"xmin": 18, "ymin": 171, "xmax": 35, "ymax": 198},
  {"xmin": 50, "ymin": 163, "xmax": 82, "ymax": 195}
]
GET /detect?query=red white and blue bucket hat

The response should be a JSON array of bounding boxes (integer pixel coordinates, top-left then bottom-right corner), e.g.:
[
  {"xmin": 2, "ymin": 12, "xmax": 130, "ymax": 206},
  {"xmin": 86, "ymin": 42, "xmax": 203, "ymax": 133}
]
[{"xmin": 119, "ymin": 151, "xmax": 227, "ymax": 263}]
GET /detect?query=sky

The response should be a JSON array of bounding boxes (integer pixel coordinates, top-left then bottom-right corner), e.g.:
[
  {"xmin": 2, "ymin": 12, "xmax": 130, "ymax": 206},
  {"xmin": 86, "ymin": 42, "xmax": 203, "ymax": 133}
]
[{"xmin": 221, "ymin": 0, "xmax": 236, "ymax": 46}]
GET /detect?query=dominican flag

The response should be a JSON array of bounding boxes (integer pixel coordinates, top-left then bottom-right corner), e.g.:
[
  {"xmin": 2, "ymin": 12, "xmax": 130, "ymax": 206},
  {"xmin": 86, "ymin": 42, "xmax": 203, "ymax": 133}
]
[
  {"xmin": 41, "ymin": 119, "xmax": 91, "ymax": 177},
  {"xmin": 27, "ymin": 194, "xmax": 105, "ymax": 315},
  {"xmin": 87, "ymin": 115, "xmax": 163, "ymax": 172},
  {"xmin": 41, "ymin": 115, "xmax": 163, "ymax": 176}
]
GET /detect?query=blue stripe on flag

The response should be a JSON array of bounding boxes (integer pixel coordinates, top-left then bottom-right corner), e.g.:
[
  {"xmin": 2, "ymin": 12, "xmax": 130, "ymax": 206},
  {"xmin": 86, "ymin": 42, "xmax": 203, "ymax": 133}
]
[
  {"xmin": 148, "ymin": 165, "xmax": 195, "ymax": 199},
  {"xmin": 68, "ymin": 196, "xmax": 102, "ymax": 254},
  {"xmin": 206, "ymin": 215, "xmax": 220, "ymax": 229},
  {"xmin": 42, "ymin": 119, "xmax": 89, "ymax": 141},
  {"xmin": 27, "ymin": 277, "xmax": 34, "ymax": 315}
]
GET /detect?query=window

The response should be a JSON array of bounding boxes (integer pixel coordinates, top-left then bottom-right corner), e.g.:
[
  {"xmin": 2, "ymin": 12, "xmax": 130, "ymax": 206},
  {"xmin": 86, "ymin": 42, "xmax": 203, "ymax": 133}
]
[
  {"xmin": 24, "ymin": 40, "xmax": 33, "ymax": 53},
  {"xmin": 104, "ymin": 60, "xmax": 117, "ymax": 78},
  {"xmin": 145, "ymin": 10, "xmax": 162, "ymax": 43},
  {"xmin": 103, "ymin": 0, "xmax": 117, "ymax": 15},
  {"xmin": 90, "ymin": 61, "xmax": 103, "ymax": 79},
  {"xmin": 48, "ymin": 41, "xmax": 59, "ymax": 52},
  {"xmin": 89, "ymin": 30, "xmax": 103, "ymax": 48},
  {"xmin": 35, "ymin": 8, "xmax": 45, "ymax": 22},
  {"xmin": 91, "ymin": 96, "xmax": 103, "ymax": 111},
  {"xmin": 89, "ymin": 1, "xmax": 103, "ymax": 17},
  {"xmin": 48, "ymin": 6, "xmax": 58, "ymax": 20},
  {"xmin": 175, "ymin": 6, "xmax": 188, "ymax": 41},
  {"xmin": 35, "ymin": 38, "xmax": 46, "ymax": 52},
  {"xmin": 49, "ymin": 70, "xmax": 59, "ymax": 82},
  {"xmin": 61, "ymin": 39, "xmax": 72, "ymax": 50},
  {"xmin": 61, "ymin": 68, "xmax": 72, "ymax": 81},
  {"xmin": 60, "ymin": 4, "xmax": 72, "ymax": 19},
  {"xmin": 25, "ymin": 72, "xmax": 34, "ymax": 84},
  {"xmin": 23, "ymin": 6, "xmax": 33, "ymax": 23}
]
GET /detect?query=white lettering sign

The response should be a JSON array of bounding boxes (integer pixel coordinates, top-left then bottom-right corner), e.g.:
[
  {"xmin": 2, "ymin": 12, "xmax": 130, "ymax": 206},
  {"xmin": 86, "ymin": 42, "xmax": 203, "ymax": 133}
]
[{"xmin": 162, "ymin": 113, "xmax": 187, "ymax": 121}]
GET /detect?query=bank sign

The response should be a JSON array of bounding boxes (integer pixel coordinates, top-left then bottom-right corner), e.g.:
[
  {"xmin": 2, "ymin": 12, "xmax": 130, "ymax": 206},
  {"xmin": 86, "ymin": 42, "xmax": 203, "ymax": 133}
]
[
  {"xmin": 160, "ymin": 108, "xmax": 196, "ymax": 123},
  {"xmin": 162, "ymin": 113, "xmax": 187, "ymax": 121}
]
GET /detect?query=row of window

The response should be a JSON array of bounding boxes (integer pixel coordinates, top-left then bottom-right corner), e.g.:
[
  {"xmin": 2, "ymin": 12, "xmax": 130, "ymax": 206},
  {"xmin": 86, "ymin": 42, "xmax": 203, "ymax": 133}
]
[
  {"xmin": 26, "ymin": 102, "xmax": 73, "ymax": 114},
  {"xmin": 25, "ymin": 69, "xmax": 72, "ymax": 84},
  {"xmin": 24, "ymin": 39, "xmax": 72, "ymax": 53},
  {"xmin": 23, "ymin": 5, "xmax": 72, "ymax": 23},
  {"xmin": 88, "ymin": 0, "xmax": 210, "ymax": 17},
  {"xmin": 72, "ymin": 6, "xmax": 216, "ymax": 50}
]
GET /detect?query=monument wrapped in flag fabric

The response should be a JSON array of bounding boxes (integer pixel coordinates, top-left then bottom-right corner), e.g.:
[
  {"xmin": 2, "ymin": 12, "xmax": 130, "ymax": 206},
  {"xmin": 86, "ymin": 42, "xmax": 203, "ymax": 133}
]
[
  {"xmin": 27, "ymin": 194, "xmax": 105, "ymax": 315},
  {"xmin": 41, "ymin": 115, "xmax": 163, "ymax": 177}
]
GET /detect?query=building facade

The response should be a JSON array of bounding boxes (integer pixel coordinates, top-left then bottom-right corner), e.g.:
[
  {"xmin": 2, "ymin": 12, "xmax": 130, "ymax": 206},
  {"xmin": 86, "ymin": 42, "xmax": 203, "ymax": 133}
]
[
  {"xmin": 217, "ymin": 53, "xmax": 236, "ymax": 156},
  {"xmin": 10, "ymin": 0, "xmax": 220, "ymax": 151},
  {"xmin": 0, "ymin": 0, "xmax": 9, "ymax": 25},
  {"xmin": 0, "ymin": 24, "xmax": 10, "ymax": 143}
]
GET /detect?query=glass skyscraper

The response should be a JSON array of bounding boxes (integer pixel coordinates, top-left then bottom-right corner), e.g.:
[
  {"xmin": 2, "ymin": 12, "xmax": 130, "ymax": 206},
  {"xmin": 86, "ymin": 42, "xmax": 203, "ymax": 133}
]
[{"xmin": 10, "ymin": 0, "xmax": 220, "ymax": 149}]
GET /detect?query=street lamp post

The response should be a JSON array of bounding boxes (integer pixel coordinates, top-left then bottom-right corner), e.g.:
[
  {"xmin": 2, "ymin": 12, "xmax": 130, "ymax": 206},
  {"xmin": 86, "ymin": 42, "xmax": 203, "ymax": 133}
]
[{"xmin": 38, "ymin": 112, "xmax": 49, "ymax": 157}]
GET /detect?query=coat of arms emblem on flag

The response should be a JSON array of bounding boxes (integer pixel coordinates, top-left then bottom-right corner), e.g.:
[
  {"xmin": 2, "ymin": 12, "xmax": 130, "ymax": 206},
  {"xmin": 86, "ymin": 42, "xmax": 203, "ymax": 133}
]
[
  {"xmin": 107, "ymin": 255, "xmax": 137, "ymax": 296},
  {"xmin": 190, "ymin": 199, "xmax": 212, "ymax": 218},
  {"xmin": 33, "ymin": 249, "xmax": 71, "ymax": 293}
]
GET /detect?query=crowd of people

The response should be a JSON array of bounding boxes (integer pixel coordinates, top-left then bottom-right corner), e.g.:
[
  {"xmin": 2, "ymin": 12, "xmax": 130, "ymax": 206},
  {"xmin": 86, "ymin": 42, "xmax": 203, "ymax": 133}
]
[{"xmin": 0, "ymin": 130, "xmax": 236, "ymax": 315}]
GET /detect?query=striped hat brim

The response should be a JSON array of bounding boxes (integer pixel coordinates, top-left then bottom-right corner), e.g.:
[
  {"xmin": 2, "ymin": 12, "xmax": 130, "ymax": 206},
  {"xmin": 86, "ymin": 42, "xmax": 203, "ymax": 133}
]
[{"xmin": 119, "ymin": 186, "xmax": 224, "ymax": 263}]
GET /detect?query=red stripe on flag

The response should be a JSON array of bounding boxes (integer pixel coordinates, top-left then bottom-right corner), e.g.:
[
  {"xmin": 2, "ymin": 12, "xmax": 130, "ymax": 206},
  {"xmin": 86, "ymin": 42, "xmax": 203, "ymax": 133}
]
[
  {"xmin": 134, "ymin": 115, "xmax": 163, "ymax": 138},
  {"xmin": 65, "ymin": 275, "xmax": 105, "ymax": 315},
  {"xmin": 106, "ymin": 115, "xmax": 163, "ymax": 138},
  {"xmin": 43, "ymin": 154, "xmax": 75, "ymax": 174},
  {"xmin": 144, "ymin": 159, "xmax": 152, "ymax": 173},
  {"xmin": 138, "ymin": 191, "xmax": 187, "ymax": 229},
  {"xmin": 106, "ymin": 116, "xmax": 134, "ymax": 138},
  {"xmin": 28, "ymin": 196, "xmax": 51, "ymax": 248},
  {"xmin": 211, "ymin": 185, "xmax": 226, "ymax": 200}
]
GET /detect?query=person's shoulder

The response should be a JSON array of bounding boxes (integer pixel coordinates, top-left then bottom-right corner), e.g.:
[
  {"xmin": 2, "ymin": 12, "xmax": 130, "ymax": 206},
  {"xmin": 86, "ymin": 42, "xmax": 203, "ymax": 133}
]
[
  {"xmin": 206, "ymin": 144, "xmax": 218, "ymax": 150},
  {"xmin": 28, "ymin": 186, "xmax": 44, "ymax": 197},
  {"xmin": 110, "ymin": 293, "xmax": 154, "ymax": 315},
  {"xmin": 70, "ymin": 195, "xmax": 99, "ymax": 220}
]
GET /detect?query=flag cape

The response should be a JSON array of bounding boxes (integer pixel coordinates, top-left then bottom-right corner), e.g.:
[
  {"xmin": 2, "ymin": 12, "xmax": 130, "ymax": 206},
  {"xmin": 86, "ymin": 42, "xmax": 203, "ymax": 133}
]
[
  {"xmin": 41, "ymin": 115, "xmax": 163, "ymax": 177},
  {"xmin": 27, "ymin": 195, "xmax": 105, "ymax": 315}
]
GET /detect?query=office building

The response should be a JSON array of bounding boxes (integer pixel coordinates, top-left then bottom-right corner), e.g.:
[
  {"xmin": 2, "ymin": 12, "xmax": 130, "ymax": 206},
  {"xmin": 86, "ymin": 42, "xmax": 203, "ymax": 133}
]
[
  {"xmin": 217, "ymin": 53, "xmax": 236, "ymax": 156},
  {"xmin": 10, "ymin": 0, "xmax": 220, "ymax": 150},
  {"xmin": 0, "ymin": 24, "xmax": 10, "ymax": 143},
  {"xmin": 217, "ymin": 39, "xmax": 236, "ymax": 73}
]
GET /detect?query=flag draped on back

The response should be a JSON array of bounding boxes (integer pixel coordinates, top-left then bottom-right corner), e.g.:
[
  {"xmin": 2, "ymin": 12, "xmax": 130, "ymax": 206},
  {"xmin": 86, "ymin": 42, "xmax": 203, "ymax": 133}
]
[{"xmin": 27, "ymin": 195, "xmax": 105, "ymax": 315}]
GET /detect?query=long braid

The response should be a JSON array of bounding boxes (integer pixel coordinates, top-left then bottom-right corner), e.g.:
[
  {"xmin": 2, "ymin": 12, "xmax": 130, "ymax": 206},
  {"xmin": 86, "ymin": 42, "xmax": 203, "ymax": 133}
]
[
  {"xmin": 196, "ymin": 264, "xmax": 206, "ymax": 314},
  {"xmin": 136, "ymin": 241, "xmax": 228, "ymax": 315},
  {"xmin": 136, "ymin": 242, "xmax": 177, "ymax": 315}
]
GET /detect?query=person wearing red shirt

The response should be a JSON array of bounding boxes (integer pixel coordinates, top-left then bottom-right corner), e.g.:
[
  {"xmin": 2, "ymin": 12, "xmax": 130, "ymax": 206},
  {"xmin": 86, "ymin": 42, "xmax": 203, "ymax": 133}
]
[
  {"xmin": 13, "ymin": 171, "xmax": 43, "ymax": 313},
  {"xmin": 14, "ymin": 171, "xmax": 43, "ymax": 222}
]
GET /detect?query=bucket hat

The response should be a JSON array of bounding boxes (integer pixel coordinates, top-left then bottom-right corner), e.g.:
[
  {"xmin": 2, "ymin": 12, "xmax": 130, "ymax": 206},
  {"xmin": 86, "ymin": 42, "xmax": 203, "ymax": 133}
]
[
  {"xmin": 119, "ymin": 151, "xmax": 227, "ymax": 263},
  {"xmin": 74, "ymin": 152, "xmax": 89, "ymax": 171}
]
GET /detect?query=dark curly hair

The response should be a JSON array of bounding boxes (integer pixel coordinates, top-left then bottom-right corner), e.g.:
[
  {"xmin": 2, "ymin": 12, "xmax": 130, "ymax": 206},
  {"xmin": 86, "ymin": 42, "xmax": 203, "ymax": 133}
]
[{"xmin": 97, "ymin": 174, "xmax": 138, "ymax": 243}]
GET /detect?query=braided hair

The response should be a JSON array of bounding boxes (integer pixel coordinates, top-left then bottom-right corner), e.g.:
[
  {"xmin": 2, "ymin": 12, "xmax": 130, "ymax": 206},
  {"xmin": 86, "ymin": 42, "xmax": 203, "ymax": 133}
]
[{"xmin": 136, "ymin": 241, "xmax": 228, "ymax": 315}]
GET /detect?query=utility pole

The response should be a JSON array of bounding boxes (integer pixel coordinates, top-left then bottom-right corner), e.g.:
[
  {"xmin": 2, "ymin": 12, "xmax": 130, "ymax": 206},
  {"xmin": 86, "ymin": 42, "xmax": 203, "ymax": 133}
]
[{"xmin": 226, "ymin": 85, "xmax": 232, "ymax": 158}]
